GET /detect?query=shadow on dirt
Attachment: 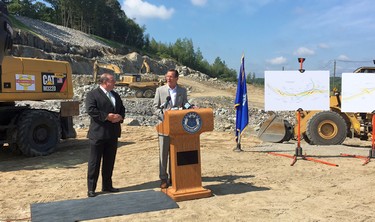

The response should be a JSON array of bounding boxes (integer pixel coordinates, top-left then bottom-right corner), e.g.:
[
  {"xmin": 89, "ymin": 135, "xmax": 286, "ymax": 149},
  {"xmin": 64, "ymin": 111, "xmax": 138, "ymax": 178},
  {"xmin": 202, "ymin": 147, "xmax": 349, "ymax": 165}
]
[
  {"xmin": 0, "ymin": 139, "xmax": 134, "ymax": 172},
  {"xmin": 203, "ymin": 174, "xmax": 270, "ymax": 195},
  {"xmin": 115, "ymin": 174, "xmax": 269, "ymax": 196}
]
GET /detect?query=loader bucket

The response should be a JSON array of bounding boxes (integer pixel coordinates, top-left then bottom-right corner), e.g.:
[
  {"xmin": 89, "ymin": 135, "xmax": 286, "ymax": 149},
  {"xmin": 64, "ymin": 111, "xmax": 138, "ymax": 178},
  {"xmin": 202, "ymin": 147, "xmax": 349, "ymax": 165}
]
[{"xmin": 257, "ymin": 112, "xmax": 292, "ymax": 143}]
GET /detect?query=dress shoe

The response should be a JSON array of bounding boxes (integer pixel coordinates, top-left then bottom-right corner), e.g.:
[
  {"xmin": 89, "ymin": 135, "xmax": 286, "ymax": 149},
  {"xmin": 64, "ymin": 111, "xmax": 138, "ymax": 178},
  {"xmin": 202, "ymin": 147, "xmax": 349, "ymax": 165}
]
[
  {"xmin": 102, "ymin": 187, "xmax": 120, "ymax": 192},
  {"xmin": 87, "ymin": 191, "xmax": 96, "ymax": 197},
  {"xmin": 160, "ymin": 179, "xmax": 168, "ymax": 189}
]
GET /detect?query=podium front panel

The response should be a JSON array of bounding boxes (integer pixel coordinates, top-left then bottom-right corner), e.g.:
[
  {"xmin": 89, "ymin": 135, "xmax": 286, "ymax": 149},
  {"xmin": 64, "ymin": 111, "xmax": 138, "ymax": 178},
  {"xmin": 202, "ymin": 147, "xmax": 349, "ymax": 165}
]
[
  {"xmin": 170, "ymin": 134, "xmax": 202, "ymax": 189},
  {"xmin": 156, "ymin": 108, "xmax": 213, "ymax": 136}
]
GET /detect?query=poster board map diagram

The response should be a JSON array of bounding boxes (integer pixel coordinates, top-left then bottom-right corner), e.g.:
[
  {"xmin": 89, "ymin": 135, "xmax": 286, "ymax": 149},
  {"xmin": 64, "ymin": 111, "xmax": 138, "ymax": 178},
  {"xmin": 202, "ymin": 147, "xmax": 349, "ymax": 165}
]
[
  {"xmin": 264, "ymin": 70, "xmax": 330, "ymax": 111},
  {"xmin": 341, "ymin": 73, "xmax": 375, "ymax": 113}
]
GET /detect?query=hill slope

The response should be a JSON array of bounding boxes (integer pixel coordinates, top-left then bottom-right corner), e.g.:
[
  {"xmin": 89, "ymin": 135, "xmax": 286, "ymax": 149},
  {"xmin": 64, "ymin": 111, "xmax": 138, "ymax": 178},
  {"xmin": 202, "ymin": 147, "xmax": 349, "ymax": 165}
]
[{"xmin": 11, "ymin": 15, "xmax": 267, "ymax": 134}]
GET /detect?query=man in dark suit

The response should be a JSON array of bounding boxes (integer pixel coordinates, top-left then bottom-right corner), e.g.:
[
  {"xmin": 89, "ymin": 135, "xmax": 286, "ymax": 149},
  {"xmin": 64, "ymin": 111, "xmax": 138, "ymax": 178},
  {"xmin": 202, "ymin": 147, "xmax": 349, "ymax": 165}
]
[
  {"xmin": 86, "ymin": 73, "xmax": 125, "ymax": 197},
  {"xmin": 153, "ymin": 69, "xmax": 189, "ymax": 189}
]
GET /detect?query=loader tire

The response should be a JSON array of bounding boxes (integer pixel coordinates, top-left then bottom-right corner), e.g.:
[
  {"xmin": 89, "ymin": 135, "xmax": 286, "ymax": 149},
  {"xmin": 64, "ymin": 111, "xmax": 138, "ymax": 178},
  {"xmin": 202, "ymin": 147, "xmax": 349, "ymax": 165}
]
[
  {"xmin": 305, "ymin": 111, "xmax": 347, "ymax": 145},
  {"xmin": 8, "ymin": 143, "xmax": 22, "ymax": 155},
  {"xmin": 303, "ymin": 133, "xmax": 312, "ymax": 144},
  {"xmin": 143, "ymin": 89, "xmax": 154, "ymax": 98},
  {"xmin": 16, "ymin": 110, "xmax": 61, "ymax": 157},
  {"xmin": 135, "ymin": 90, "xmax": 144, "ymax": 98}
]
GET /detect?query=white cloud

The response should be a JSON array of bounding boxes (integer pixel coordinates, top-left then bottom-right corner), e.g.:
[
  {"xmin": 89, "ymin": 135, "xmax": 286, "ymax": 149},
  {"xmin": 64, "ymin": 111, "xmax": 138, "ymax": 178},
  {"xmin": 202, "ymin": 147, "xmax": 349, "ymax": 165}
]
[
  {"xmin": 267, "ymin": 56, "xmax": 287, "ymax": 65},
  {"xmin": 337, "ymin": 55, "xmax": 350, "ymax": 61},
  {"xmin": 122, "ymin": 0, "xmax": 175, "ymax": 21},
  {"xmin": 294, "ymin": 47, "xmax": 315, "ymax": 56},
  {"xmin": 191, "ymin": 0, "xmax": 207, "ymax": 6}
]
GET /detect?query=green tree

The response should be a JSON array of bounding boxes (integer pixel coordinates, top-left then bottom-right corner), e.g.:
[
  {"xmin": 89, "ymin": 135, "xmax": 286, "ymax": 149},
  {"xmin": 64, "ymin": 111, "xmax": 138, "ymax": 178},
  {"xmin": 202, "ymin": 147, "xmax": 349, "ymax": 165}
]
[
  {"xmin": 171, "ymin": 38, "xmax": 195, "ymax": 67},
  {"xmin": 195, "ymin": 47, "xmax": 210, "ymax": 74},
  {"xmin": 8, "ymin": 0, "xmax": 36, "ymax": 18},
  {"xmin": 33, "ymin": 2, "xmax": 55, "ymax": 22},
  {"xmin": 43, "ymin": 0, "xmax": 60, "ymax": 23}
]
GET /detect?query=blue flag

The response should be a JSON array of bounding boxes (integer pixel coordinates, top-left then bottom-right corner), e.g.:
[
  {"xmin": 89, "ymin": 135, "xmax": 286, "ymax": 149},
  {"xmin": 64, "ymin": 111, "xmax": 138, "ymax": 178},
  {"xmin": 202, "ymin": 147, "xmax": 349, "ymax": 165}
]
[{"xmin": 234, "ymin": 56, "xmax": 249, "ymax": 142}]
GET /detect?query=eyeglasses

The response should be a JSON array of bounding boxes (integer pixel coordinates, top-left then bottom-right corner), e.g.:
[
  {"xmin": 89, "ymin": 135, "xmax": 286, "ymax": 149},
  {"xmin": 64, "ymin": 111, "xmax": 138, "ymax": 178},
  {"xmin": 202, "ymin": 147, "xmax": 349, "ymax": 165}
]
[{"xmin": 165, "ymin": 75, "xmax": 176, "ymax": 79}]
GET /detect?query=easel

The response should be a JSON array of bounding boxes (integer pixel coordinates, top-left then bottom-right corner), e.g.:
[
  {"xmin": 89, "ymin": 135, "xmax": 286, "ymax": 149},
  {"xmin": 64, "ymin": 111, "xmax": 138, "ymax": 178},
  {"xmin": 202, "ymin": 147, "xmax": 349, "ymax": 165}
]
[
  {"xmin": 340, "ymin": 111, "xmax": 375, "ymax": 165},
  {"xmin": 269, "ymin": 108, "xmax": 338, "ymax": 167},
  {"xmin": 268, "ymin": 58, "xmax": 338, "ymax": 167}
]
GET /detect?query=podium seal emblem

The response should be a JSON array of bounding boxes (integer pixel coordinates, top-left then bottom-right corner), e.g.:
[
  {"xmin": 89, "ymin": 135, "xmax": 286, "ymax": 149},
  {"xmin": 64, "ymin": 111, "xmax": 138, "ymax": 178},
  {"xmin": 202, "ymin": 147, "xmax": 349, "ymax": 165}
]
[{"xmin": 182, "ymin": 112, "xmax": 202, "ymax": 133}]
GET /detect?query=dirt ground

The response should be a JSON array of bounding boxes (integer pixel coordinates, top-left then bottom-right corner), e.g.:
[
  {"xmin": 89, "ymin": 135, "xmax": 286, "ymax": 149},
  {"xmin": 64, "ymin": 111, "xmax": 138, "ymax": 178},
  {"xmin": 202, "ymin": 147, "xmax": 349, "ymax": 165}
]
[{"xmin": 1, "ymin": 81, "xmax": 375, "ymax": 221}]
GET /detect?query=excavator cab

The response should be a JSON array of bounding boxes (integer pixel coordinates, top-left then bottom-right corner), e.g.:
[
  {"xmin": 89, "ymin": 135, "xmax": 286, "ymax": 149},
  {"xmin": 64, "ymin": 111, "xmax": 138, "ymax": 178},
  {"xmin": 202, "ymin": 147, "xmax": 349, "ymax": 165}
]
[{"xmin": 119, "ymin": 75, "xmax": 141, "ymax": 84}]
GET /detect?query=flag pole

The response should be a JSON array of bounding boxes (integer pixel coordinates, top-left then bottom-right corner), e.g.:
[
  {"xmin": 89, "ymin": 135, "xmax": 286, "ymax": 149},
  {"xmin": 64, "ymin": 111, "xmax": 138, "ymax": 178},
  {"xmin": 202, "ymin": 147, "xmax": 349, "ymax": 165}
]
[
  {"xmin": 234, "ymin": 54, "xmax": 248, "ymax": 152},
  {"xmin": 234, "ymin": 130, "xmax": 243, "ymax": 152}
]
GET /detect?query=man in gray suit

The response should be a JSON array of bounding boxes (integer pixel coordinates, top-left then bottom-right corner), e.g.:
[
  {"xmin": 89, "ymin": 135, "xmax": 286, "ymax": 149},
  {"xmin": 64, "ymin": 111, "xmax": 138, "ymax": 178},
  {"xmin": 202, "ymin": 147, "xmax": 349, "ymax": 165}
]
[
  {"xmin": 153, "ymin": 69, "xmax": 189, "ymax": 189},
  {"xmin": 86, "ymin": 73, "xmax": 125, "ymax": 197}
]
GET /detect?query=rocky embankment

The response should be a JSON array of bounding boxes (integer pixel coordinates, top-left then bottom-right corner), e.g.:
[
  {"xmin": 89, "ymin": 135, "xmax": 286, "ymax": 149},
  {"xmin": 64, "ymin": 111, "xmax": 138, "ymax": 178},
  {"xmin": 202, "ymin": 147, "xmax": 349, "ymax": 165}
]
[{"xmin": 11, "ymin": 16, "xmax": 295, "ymax": 136}]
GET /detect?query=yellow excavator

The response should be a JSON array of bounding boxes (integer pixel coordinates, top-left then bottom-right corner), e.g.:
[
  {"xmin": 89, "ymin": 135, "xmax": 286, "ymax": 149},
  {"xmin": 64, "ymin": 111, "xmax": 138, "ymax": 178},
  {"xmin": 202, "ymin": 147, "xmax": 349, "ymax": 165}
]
[
  {"xmin": 0, "ymin": 56, "xmax": 79, "ymax": 156},
  {"xmin": 139, "ymin": 58, "xmax": 151, "ymax": 74},
  {"xmin": 1, "ymin": 3, "xmax": 79, "ymax": 157},
  {"xmin": 93, "ymin": 60, "xmax": 162, "ymax": 98},
  {"xmin": 258, "ymin": 67, "xmax": 375, "ymax": 145}
]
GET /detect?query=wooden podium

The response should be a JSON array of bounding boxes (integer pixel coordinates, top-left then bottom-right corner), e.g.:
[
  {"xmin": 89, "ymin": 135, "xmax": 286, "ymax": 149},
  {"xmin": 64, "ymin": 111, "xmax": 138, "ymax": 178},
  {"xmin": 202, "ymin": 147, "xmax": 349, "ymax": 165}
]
[{"xmin": 156, "ymin": 108, "xmax": 214, "ymax": 201}]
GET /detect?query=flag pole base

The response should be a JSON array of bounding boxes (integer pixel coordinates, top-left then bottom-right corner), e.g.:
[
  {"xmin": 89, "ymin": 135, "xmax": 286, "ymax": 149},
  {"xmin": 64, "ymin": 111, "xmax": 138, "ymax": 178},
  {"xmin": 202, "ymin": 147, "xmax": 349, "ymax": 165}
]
[{"xmin": 233, "ymin": 143, "xmax": 243, "ymax": 152}]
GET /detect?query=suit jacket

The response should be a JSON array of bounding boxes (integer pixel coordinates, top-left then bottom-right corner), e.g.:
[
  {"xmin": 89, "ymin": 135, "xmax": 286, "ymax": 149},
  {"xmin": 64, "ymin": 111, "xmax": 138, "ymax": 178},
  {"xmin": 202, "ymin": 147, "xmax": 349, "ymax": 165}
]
[
  {"xmin": 153, "ymin": 84, "xmax": 188, "ymax": 120},
  {"xmin": 86, "ymin": 87, "xmax": 125, "ymax": 140}
]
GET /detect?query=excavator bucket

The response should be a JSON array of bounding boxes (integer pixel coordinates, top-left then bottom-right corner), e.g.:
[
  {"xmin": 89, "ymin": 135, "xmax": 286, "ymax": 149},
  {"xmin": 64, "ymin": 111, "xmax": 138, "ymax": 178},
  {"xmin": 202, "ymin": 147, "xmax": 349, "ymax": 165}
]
[{"xmin": 257, "ymin": 112, "xmax": 293, "ymax": 143}]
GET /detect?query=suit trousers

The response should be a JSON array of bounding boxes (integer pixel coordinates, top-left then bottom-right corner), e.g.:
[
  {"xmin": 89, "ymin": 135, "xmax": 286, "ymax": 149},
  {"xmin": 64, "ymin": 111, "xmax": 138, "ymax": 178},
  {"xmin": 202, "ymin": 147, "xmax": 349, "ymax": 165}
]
[
  {"xmin": 87, "ymin": 138, "xmax": 118, "ymax": 191},
  {"xmin": 158, "ymin": 135, "xmax": 170, "ymax": 180}
]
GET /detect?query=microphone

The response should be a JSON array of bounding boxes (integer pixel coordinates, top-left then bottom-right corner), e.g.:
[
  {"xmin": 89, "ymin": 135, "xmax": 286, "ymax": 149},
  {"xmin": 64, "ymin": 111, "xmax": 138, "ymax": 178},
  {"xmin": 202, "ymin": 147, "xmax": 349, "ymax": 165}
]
[
  {"xmin": 161, "ymin": 96, "xmax": 171, "ymax": 109},
  {"xmin": 183, "ymin": 102, "xmax": 192, "ymax": 109}
]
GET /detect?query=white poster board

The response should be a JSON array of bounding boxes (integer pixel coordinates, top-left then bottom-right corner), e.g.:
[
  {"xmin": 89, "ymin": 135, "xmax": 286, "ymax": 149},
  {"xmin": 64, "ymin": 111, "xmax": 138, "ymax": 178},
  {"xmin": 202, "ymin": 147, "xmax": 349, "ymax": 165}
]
[
  {"xmin": 265, "ymin": 71, "xmax": 330, "ymax": 111},
  {"xmin": 341, "ymin": 73, "xmax": 375, "ymax": 113}
]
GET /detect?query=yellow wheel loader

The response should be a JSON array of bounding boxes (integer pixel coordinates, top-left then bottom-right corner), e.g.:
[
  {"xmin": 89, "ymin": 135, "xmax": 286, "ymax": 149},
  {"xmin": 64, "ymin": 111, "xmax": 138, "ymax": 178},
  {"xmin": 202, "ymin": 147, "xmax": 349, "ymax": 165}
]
[
  {"xmin": 0, "ymin": 56, "xmax": 79, "ymax": 156},
  {"xmin": 93, "ymin": 60, "xmax": 162, "ymax": 98},
  {"xmin": 93, "ymin": 60, "xmax": 141, "ymax": 85},
  {"xmin": 258, "ymin": 67, "xmax": 375, "ymax": 145}
]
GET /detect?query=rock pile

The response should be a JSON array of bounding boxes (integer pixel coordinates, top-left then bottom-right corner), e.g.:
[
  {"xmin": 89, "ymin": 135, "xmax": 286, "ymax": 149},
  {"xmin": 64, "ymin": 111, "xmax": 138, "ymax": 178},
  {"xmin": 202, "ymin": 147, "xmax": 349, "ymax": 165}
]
[{"xmin": 73, "ymin": 75, "xmax": 295, "ymax": 136}]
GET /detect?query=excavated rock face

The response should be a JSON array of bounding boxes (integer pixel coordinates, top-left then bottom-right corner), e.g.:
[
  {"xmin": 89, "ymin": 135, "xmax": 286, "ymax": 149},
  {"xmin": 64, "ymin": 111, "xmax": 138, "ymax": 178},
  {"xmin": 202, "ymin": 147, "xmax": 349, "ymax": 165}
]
[
  {"xmin": 11, "ymin": 16, "xmax": 173, "ymax": 75},
  {"xmin": 10, "ymin": 16, "xmax": 296, "ymax": 135}
]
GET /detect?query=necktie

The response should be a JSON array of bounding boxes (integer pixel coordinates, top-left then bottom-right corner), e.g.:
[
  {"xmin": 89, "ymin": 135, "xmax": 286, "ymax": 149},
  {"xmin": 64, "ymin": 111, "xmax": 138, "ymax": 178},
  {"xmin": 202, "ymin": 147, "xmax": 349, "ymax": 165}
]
[{"xmin": 107, "ymin": 92, "xmax": 115, "ymax": 107}]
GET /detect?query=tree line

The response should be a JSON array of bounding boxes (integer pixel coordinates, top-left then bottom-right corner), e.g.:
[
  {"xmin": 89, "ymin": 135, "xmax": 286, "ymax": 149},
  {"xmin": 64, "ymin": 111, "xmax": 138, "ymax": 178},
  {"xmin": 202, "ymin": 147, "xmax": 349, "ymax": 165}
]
[{"xmin": 4, "ymin": 0, "xmax": 239, "ymax": 82}]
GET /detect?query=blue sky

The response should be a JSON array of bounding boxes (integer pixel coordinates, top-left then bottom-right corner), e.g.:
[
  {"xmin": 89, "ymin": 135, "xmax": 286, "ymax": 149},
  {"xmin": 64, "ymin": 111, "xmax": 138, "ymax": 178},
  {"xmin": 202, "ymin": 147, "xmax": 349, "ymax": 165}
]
[{"xmin": 120, "ymin": 0, "xmax": 375, "ymax": 77}]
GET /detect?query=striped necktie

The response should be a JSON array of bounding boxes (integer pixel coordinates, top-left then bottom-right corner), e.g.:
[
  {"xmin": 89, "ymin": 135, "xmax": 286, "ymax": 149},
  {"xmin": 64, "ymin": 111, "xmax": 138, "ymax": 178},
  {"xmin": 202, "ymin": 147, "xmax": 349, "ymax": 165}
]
[{"xmin": 106, "ymin": 91, "xmax": 115, "ymax": 107}]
